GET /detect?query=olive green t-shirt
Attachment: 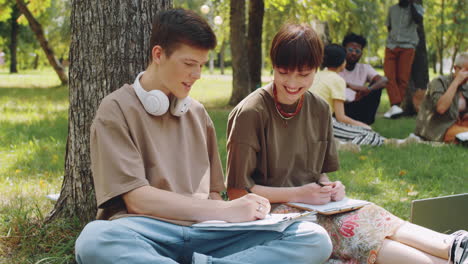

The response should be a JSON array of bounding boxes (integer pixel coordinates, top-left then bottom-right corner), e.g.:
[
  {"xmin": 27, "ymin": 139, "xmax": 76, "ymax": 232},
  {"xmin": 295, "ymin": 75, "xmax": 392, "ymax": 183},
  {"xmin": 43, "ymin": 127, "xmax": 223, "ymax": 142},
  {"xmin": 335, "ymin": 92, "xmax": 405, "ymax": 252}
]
[
  {"xmin": 415, "ymin": 75, "xmax": 468, "ymax": 141},
  {"xmin": 226, "ymin": 85, "xmax": 339, "ymax": 191},
  {"xmin": 90, "ymin": 84, "xmax": 225, "ymax": 226}
]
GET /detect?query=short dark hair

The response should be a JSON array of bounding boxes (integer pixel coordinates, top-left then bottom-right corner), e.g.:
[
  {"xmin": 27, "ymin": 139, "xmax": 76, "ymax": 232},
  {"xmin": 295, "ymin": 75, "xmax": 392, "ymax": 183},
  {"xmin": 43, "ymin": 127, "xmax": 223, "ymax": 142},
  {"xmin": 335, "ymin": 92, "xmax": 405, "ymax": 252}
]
[
  {"xmin": 149, "ymin": 9, "xmax": 216, "ymax": 61},
  {"xmin": 342, "ymin": 33, "xmax": 367, "ymax": 49},
  {"xmin": 322, "ymin": 44, "xmax": 346, "ymax": 68},
  {"xmin": 270, "ymin": 23, "xmax": 323, "ymax": 71}
]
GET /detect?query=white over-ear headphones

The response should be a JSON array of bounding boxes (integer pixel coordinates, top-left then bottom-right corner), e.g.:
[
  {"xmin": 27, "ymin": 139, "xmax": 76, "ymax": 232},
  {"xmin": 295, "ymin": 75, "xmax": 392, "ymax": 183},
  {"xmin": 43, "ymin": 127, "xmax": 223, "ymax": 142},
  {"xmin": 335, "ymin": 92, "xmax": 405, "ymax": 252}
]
[{"xmin": 133, "ymin": 72, "xmax": 191, "ymax": 116}]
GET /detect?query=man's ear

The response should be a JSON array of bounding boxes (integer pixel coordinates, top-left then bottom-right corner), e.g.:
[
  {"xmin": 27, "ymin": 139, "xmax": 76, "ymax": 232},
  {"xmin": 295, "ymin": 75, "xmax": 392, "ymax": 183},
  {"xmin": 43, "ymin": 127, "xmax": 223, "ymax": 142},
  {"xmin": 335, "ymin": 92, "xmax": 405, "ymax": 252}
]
[{"xmin": 151, "ymin": 45, "xmax": 164, "ymax": 64}]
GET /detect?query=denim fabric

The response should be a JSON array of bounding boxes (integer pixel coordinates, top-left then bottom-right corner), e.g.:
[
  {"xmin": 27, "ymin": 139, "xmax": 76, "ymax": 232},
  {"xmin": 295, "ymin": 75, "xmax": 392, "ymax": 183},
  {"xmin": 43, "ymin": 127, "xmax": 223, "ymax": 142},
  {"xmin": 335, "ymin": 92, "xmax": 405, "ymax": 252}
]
[{"xmin": 75, "ymin": 216, "xmax": 332, "ymax": 264}]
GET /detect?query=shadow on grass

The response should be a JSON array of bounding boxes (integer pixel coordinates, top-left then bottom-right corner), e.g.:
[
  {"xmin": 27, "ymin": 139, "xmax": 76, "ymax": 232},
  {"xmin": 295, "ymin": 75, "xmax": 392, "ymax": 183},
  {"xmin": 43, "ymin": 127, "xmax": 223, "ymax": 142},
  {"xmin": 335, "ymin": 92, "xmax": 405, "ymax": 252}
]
[{"xmin": 0, "ymin": 114, "xmax": 68, "ymax": 146}]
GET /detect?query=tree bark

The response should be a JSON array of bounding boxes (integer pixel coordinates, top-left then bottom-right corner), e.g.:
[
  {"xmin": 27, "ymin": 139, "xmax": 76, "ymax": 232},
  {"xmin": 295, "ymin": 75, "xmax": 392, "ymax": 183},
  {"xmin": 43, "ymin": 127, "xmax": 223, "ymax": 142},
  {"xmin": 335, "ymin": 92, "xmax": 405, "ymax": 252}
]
[
  {"xmin": 438, "ymin": 0, "xmax": 445, "ymax": 74},
  {"xmin": 219, "ymin": 40, "xmax": 225, "ymax": 75},
  {"xmin": 9, "ymin": 4, "xmax": 19, "ymax": 73},
  {"xmin": 47, "ymin": 0, "xmax": 172, "ymax": 224},
  {"xmin": 247, "ymin": 0, "xmax": 264, "ymax": 90},
  {"xmin": 229, "ymin": 0, "xmax": 251, "ymax": 106},
  {"xmin": 402, "ymin": 0, "xmax": 429, "ymax": 114},
  {"xmin": 15, "ymin": 0, "xmax": 68, "ymax": 85}
]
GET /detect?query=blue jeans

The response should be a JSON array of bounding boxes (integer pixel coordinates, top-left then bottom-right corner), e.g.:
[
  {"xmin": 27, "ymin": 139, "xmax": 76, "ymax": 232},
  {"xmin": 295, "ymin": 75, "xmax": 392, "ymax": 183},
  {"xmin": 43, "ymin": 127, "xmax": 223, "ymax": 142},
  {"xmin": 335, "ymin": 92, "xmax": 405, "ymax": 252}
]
[{"xmin": 75, "ymin": 216, "xmax": 332, "ymax": 264}]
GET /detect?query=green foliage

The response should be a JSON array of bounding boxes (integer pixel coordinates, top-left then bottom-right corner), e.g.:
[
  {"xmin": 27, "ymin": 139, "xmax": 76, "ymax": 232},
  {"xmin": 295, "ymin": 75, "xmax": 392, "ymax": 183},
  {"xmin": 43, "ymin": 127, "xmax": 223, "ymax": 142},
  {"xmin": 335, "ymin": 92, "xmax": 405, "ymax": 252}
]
[
  {"xmin": 1, "ymin": 70, "xmax": 467, "ymax": 262},
  {"xmin": 0, "ymin": 0, "xmax": 70, "ymax": 70}
]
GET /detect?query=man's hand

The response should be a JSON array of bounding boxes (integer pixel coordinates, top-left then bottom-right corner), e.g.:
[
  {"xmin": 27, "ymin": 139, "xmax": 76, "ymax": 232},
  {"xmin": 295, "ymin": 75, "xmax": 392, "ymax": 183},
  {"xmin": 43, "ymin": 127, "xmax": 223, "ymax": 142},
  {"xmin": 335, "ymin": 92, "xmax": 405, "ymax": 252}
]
[
  {"xmin": 222, "ymin": 193, "xmax": 271, "ymax": 222},
  {"xmin": 455, "ymin": 69, "xmax": 468, "ymax": 86}
]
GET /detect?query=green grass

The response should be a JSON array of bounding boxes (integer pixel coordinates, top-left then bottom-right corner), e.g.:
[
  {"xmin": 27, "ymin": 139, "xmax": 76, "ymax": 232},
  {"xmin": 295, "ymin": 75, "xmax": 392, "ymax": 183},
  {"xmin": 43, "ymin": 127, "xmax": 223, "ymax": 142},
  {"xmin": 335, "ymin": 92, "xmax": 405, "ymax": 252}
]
[{"xmin": 1, "ymin": 69, "xmax": 467, "ymax": 263}]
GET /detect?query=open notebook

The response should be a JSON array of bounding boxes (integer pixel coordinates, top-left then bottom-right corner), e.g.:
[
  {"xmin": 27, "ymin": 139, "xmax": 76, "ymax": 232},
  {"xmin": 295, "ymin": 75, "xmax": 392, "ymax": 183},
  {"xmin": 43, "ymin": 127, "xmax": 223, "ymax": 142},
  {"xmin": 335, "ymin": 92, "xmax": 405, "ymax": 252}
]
[
  {"xmin": 192, "ymin": 211, "xmax": 315, "ymax": 232},
  {"xmin": 287, "ymin": 197, "xmax": 370, "ymax": 215}
]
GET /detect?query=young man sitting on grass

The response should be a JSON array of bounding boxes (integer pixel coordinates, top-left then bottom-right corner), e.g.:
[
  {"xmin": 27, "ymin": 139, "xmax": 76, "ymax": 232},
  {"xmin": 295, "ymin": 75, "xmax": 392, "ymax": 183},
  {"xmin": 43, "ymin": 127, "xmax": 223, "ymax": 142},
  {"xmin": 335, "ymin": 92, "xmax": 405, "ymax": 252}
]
[
  {"xmin": 415, "ymin": 52, "xmax": 468, "ymax": 143},
  {"xmin": 74, "ymin": 8, "xmax": 332, "ymax": 264}
]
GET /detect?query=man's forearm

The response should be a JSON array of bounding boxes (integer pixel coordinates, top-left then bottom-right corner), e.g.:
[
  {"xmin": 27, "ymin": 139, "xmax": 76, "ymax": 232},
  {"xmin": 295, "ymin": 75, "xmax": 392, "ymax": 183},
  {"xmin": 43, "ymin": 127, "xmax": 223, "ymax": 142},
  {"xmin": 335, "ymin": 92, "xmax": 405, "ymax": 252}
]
[
  {"xmin": 436, "ymin": 82, "xmax": 459, "ymax": 114},
  {"xmin": 369, "ymin": 76, "xmax": 388, "ymax": 90},
  {"xmin": 123, "ymin": 185, "xmax": 228, "ymax": 222}
]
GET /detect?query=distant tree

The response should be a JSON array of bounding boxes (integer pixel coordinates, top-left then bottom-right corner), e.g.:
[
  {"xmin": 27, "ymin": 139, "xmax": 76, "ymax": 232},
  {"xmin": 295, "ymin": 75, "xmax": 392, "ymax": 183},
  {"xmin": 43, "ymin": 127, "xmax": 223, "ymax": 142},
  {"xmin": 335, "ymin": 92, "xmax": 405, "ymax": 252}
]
[
  {"xmin": 9, "ymin": 3, "xmax": 18, "ymax": 73},
  {"xmin": 47, "ymin": 0, "xmax": 172, "ymax": 224},
  {"xmin": 16, "ymin": 0, "xmax": 68, "ymax": 84},
  {"xmin": 248, "ymin": 0, "xmax": 264, "ymax": 90},
  {"xmin": 229, "ymin": 0, "xmax": 251, "ymax": 105}
]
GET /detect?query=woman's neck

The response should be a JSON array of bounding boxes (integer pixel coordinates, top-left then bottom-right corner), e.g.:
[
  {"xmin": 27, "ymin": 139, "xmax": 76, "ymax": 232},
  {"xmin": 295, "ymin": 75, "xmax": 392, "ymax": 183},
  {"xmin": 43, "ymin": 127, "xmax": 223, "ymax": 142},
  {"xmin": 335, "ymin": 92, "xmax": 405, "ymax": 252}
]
[{"xmin": 326, "ymin": 67, "xmax": 341, "ymax": 73}]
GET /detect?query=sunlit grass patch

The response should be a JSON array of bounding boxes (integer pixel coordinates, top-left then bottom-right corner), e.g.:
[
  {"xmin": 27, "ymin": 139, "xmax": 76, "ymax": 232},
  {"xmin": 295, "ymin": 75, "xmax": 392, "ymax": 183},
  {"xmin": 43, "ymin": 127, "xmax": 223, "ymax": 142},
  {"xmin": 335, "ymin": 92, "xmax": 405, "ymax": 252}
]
[{"xmin": 0, "ymin": 69, "xmax": 63, "ymax": 88}]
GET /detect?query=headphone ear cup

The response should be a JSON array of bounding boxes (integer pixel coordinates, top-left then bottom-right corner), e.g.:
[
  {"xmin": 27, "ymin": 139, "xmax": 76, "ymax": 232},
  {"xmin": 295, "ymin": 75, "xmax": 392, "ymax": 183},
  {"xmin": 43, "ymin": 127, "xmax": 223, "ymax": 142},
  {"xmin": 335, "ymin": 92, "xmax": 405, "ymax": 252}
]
[
  {"xmin": 143, "ymin": 90, "xmax": 170, "ymax": 116},
  {"xmin": 170, "ymin": 96, "xmax": 192, "ymax": 116}
]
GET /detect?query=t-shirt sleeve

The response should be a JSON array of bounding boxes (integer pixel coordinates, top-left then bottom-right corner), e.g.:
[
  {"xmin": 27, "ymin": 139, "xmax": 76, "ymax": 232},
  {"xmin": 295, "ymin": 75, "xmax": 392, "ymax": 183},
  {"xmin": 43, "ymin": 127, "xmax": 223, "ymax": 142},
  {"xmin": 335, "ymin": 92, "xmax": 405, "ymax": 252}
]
[
  {"xmin": 226, "ymin": 142, "xmax": 257, "ymax": 189},
  {"xmin": 204, "ymin": 111, "xmax": 226, "ymax": 193},
  {"xmin": 427, "ymin": 77, "xmax": 447, "ymax": 107},
  {"xmin": 90, "ymin": 99, "xmax": 149, "ymax": 209},
  {"xmin": 365, "ymin": 64, "xmax": 379, "ymax": 82},
  {"xmin": 226, "ymin": 107, "xmax": 261, "ymax": 189},
  {"xmin": 330, "ymin": 74, "xmax": 347, "ymax": 101},
  {"xmin": 321, "ymin": 110, "xmax": 340, "ymax": 173}
]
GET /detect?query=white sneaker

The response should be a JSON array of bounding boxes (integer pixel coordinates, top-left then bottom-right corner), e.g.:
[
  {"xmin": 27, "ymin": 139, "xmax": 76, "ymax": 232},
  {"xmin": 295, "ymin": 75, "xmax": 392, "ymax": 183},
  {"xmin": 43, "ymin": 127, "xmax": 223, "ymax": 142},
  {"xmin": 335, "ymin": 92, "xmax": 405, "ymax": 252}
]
[
  {"xmin": 384, "ymin": 105, "xmax": 404, "ymax": 119},
  {"xmin": 449, "ymin": 230, "xmax": 468, "ymax": 264}
]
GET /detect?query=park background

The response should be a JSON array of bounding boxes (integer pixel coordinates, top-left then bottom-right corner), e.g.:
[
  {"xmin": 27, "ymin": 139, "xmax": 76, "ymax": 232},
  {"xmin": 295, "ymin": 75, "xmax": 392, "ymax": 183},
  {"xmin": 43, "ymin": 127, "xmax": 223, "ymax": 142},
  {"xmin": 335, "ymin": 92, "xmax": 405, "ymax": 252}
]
[{"xmin": 0, "ymin": 0, "xmax": 467, "ymax": 263}]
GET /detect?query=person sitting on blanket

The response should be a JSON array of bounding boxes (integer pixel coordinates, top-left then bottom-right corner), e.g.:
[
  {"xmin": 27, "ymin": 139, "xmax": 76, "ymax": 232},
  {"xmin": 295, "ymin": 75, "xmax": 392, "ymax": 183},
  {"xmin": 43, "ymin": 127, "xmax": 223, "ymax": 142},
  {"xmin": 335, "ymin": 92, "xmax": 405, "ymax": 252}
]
[{"xmin": 226, "ymin": 22, "xmax": 468, "ymax": 264}]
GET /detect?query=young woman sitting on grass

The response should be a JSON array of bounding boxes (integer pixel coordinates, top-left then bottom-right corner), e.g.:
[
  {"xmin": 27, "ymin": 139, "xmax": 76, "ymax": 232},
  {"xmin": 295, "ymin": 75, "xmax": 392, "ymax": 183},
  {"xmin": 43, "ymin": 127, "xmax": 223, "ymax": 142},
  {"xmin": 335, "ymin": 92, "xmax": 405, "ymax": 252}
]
[
  {"xmin": 310, "ymin": 44, "xmax": 386, "ymax": 146},
  {"xmin": 226, "ymin": 23, "xmax": 468, "ymax": 264}
]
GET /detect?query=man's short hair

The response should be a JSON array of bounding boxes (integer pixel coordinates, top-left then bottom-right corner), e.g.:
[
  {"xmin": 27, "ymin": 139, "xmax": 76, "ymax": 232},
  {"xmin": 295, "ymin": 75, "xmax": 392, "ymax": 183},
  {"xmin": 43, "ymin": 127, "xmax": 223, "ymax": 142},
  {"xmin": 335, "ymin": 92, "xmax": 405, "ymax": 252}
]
[
  {"xmin": 322, "ymin": 44, "xmax": 346, "ymax": 68},
  {"xmin": 342, "ymin": 33, "xmax": 367, "ymax": 49},
  {"xmin": 270, "ymin": 23, "xmax": 323, "ymax": 71},
  {"xmin": 149, "ymin": 9, "xmax": 216, "ymax": 62},
  {"xmin": 454, "ymin": 52, "xmax": 468, "ymax": 68}
]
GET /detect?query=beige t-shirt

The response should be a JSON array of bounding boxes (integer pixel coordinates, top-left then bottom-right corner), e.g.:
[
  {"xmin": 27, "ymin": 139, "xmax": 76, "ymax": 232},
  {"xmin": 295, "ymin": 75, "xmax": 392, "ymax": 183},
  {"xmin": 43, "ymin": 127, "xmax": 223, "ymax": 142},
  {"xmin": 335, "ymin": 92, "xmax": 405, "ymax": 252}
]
[
  {"xmin": 90, "ymin": 84, "xmax": 225, "ymax": 226},
  {"xmin": 227, "ymin": 85, "xmax": 339, "ymax": 192}
]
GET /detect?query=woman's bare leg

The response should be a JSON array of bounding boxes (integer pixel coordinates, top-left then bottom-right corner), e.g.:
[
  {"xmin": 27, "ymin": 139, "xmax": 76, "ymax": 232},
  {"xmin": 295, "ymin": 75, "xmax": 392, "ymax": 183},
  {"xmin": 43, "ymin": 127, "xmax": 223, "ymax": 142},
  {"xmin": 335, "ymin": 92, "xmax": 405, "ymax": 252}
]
[
  {"xmin": 376, "ymin": 239, "xmax": 447, "ymax": 264},
  {"xmin": 388, "ymin": 222, "xmax": 451, "ymax": 259}
]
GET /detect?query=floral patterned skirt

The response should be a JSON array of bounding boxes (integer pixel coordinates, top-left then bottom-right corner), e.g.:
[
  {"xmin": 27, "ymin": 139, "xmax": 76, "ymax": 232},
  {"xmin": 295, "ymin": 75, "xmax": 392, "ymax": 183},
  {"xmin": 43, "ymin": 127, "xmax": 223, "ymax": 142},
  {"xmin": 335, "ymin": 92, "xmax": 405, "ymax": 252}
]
[{"xmin": 273, "ymin": 204, "xmax": 404, "ymax": 264}]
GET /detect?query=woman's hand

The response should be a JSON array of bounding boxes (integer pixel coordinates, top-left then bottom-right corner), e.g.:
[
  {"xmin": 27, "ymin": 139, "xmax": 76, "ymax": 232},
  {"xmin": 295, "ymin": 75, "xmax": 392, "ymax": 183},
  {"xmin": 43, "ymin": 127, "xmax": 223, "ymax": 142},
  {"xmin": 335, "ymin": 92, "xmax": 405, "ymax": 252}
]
[
  {"xmin": 294, "ymin": 182, "xmax": 332, "ymax": 205},
  {"xmin": 323, "ymin": 181, "xmax": 346, "ymax": 201}
]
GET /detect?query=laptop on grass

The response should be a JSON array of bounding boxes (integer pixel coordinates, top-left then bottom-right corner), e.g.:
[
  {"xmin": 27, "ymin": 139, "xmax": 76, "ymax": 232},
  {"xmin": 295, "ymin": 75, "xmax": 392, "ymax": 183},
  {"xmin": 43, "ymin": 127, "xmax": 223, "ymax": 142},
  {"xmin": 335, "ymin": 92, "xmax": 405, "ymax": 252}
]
[{"xmin": 411, "ymin": 193, "xmax": 468, "ymax": 234}]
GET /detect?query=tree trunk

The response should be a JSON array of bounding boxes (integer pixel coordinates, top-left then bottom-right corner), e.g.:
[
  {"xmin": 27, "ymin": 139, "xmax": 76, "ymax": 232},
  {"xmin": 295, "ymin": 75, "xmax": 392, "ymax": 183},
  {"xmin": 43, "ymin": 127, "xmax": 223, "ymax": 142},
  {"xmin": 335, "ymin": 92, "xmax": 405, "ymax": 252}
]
[
  {"xmin": 247, "ymin": 0, "xmax": 264, "ymax": 90},
  {"xmin": 229, "ymin": 0, "xmax": 251, "ymax": 106},
  {"xmin": 219, "ymin": 40, "xmax": 225, "ymax": 75},
  {"xmin": 47, "ymin": 0, "xmax": 172, "ymax": 224},
  {"xmin": 438, "ymin": 0, "xmax": 445, "ymax": 74},
  {"xmin": 9, "ymin": 4, "xmax": 19, "ymax": 73},
  {"xmin": 33, "ymin": 53, "xmax": 39, "ymax": 69},
  {"xmin": 15, "ymin": 0, "xmax": 68, "ymax": 85},
  {"xmin": 402, "ymin": 0, "xmax": 429, "ymax": 114}
]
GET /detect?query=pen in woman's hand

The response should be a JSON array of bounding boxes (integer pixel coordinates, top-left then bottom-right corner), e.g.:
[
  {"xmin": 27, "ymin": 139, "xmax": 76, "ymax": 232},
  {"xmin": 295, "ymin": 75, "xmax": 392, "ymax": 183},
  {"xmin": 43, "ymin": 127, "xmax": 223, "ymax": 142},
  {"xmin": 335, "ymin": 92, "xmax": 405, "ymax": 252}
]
[{"xmin": 316, "ymin": 181, "xmax": 326, "ymax": 187}]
